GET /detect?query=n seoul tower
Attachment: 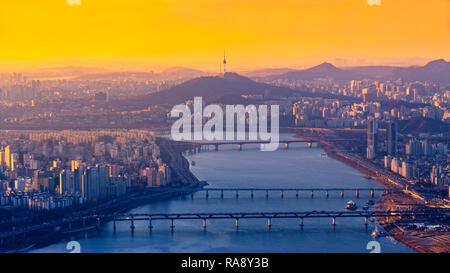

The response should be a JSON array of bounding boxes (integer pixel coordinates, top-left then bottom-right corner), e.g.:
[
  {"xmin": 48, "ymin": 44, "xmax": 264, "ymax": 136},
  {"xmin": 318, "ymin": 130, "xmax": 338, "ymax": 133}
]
[{"xmin": 223, "ymin": 50, "xmax": 227, "ymax": 75}]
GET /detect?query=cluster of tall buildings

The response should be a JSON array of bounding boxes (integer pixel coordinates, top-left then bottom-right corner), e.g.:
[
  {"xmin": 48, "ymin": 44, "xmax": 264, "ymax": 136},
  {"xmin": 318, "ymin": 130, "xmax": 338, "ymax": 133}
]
[
  {"xmin": 0, "ymin": 130, "xmax": 175, "ymax": 211},
  {"xmin": 384, "ymin": 156, "xmax": 417, "ymax": 179},
  {"xmin": 0, "ymin": 145, "xmax": 18, "ymax": 172},
  {"xmin": 141, "ymin": 163, "xmax": 171, "ymax": 188},
  {"xmin": 365, "ymin": 116, "xmax": 449, "ymax": 185},
  {"xmin": 366, "ymin": 118, "xmax": 398, "ymax": 159}
]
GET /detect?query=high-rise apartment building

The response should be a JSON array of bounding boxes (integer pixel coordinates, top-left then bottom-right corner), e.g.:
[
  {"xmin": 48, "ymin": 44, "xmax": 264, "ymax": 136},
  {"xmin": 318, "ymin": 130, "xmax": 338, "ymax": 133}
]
[
  {"xmin": 387, "ymin": 121, "xmax": 397, "ymax": 157},
  {"xmin": 366, "ymin": 117, "xmax": 378, "ymax": 159}
]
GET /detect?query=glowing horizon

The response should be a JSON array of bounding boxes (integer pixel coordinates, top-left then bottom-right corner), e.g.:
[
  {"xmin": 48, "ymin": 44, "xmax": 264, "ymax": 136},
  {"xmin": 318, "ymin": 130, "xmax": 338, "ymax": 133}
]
[{"xmin": 0, "ymin": 0, "xmax": 448, "ymax": 72}]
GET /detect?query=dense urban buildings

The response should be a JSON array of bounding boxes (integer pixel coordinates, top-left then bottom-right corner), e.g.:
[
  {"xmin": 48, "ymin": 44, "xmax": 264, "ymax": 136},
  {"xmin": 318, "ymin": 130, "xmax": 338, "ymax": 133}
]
[
  {"xmin": 0, "ymin": 59, "xmax": 448, "ymax": 253},
  {"xmin": 0, "ymin": 130, "xmax": 173, "ymax": 211}
]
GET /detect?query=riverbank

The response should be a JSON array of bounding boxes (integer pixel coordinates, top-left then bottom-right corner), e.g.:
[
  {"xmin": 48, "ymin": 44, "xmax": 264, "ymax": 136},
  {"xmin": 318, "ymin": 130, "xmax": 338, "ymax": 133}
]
[
  {"xmin": 0, "ymin": 184, "xmax": 206, "ymax": 253},
  {"xmin": 293, "ymin": 130, "xmax": 450, "ymax": 253},
  {"xmin": 375, "ymin": 191, "xmax": 450, "ymax": 253}
]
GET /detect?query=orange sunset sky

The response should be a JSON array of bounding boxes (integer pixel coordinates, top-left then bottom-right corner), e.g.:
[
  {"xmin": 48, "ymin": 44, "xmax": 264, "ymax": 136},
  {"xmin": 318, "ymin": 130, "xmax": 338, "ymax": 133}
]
[{"xmin": 0, "ymin": 0, "xmax": 448, "ymax": 71}]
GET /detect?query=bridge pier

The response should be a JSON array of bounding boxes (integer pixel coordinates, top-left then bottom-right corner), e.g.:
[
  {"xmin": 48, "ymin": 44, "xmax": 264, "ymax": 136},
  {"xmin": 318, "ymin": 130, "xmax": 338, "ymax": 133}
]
[
  {"xmin": 332, "ymin": 217, "xmax": 336, "ymax": 227},
  {"xmin": 113, "ymin": 216, "xmax": 116, "ymax": 232},
  {"xmin": 148, "ymin": 217, "xmax": 153, "ymax": 230},
  {"xmin": 310, "ymin": 191, "xmax": 314, "ymax": 199},
  {"xmin": 236, "ymin": 190, "xmax": 239, "ymax": 199},
  {"xmin": 235, "ymin": 219, "xmax": 239, "ymax": 230},
  {"xmin": 364, "ymin": 217, "xmax": 368, "ymax": 227},
  {"xmin": 340, "ymin": 191, "xmax": 344, "ymax": 198},
  {"xmin": 203, "ymin": 219, "xmax": 207, "ymax": 230},
  {"xmin": 205, "ymin": 190, "xmax": 209, "ymax": 199},
  {"xmin": 130, "ymin": 216, "xmax": 135, "ymax": 231},
  {"xmin": 214, "ymin": 144, "xmax": 219, "ymax": 151},
  {"xmin": 296, "ymin": 191, "xmax": 299, "ymax": 199},
  {"xmin": 326, "ymin": 191, "xmax": 329, "ymax": 198},
  {"xmin": 267, "ymin": 218, "xmax": 272, "ymax": 229},
  {"xmin": 250, "ymin": 190, "xmax": 254, "ymax": 199},
  {"xmin": 280, "ymin": 191, "xmax": 284, "ymax": 199},
  {"xmin": 221, "ymin": 189, "xmax": 224, "ymax": 199},
  {"xmin": 238, "ymin": 144, "xmax": 242, "ymax": 151},
  {"xmin": 266, "ymin": 190, "xmax": 269, "ymax": 199},
  {"xmin": 370, "ymin": 190, "xmax": 374, "ymax": 198},
  {"xmin": 299, "ymin": 217, "xmax": 304, "ymax": 228},
  {"xmin": 285, "ymin": 143, "xmax": 289, "ymax": 149},
  {"xmin": 356, "ymin": 190, "xmax": 359, "ymax": 198}
]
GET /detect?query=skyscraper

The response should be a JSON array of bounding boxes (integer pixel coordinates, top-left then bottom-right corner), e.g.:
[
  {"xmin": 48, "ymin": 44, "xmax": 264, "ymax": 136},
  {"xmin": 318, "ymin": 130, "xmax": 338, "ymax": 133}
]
[
  {"xmin": 71, "ymin": 160, "xmax": 82, "ymax": 172},
  {"xmin": 86, "ymin": 166, "xmax": 99, "ymax": 201},
  {"xmin": 73, "ymin": 167, "xmax": 84, "ymax": 194},
  {"xmin": 59, "ymin": 169, "xmax": 70, "ymax": 195},
  {"xmin": 387, "ymin": 121, "xmax": 397, "ymax": 157},
  {"xmin": 4, "ymin": 145, "xmax": 11, "ymax": 169},
  {"xmin": 366, "ymin": 117, "xmax": 378, "ymax": 159}
]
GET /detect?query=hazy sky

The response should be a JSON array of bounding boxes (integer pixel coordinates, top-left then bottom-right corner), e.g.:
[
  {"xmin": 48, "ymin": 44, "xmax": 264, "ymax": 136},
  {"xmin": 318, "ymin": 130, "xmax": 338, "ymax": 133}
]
[{"xmin": 0, "ymin": 0, "xmax": 448, "ymax": 71}]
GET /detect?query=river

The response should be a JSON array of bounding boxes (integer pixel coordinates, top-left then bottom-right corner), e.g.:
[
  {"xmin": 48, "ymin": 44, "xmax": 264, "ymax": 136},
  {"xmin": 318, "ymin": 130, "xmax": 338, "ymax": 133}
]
[{"xmin": 32, "ymin": 134, "xmax": 414, "ymax": 253}]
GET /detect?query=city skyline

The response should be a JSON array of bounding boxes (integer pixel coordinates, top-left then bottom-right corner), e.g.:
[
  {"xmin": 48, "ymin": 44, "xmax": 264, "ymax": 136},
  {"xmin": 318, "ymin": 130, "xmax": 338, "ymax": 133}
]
[{"xmin": 0, "ymin": 0, "xmax": 448, "ymax": 255}]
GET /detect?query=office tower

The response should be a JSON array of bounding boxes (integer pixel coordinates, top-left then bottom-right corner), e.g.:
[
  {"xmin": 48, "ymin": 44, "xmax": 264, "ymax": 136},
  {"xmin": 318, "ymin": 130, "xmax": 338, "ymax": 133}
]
[
  {"xmin": 421, "ymin": 140, "xmax": 432, "ymax": 157},
  {"xmin": 97, "ymin": 164, "xmax": 108, "ymax": 200},
  {"xmin": 59, "ymin": 169, "xmax": 70, "ymax": 195},
  {"xmin": 0, "ymin": 151, "xmax": 4, "ymax": 166},
  {"xmin": 366, "ymin": 117, "xmax": 378, "ymax": 159},
  {"xmin": 71, "ymin": 160, "xmax": 82, "ymax": 172},
  {"xmin": 4, "ymin": 145, "xmax": 11, "ymax": 168},
  {"xmin": 10, "ymin": 153, "xmax": 18, "ymax": 172},
  {"xmin": 73, "ymin": 167, "xmax": 84, "ymax": 194},
  {"xmin": 86, "ymin": 166, "xmax": 99, "ymax": 200},
  {"xmin": 387, "ymin": 121, "xmax": 397, "ymax": 157},
  {"xmin": 146, "ymin": 167, "xmax": 157, "ymax": 187}
]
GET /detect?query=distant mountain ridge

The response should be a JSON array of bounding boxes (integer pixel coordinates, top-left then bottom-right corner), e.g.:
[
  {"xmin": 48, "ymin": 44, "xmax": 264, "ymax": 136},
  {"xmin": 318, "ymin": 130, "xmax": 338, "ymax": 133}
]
[
  {"xmin": 389, "ymin": 59, "xmax": 450, "ymax": 84},
  {"xmin": 259, "ymin": 59, "xmax": 450, "ymax": 84},
  {"xmin": 261, "ymin": 62, "xmax": 364, "ymax": 82}
]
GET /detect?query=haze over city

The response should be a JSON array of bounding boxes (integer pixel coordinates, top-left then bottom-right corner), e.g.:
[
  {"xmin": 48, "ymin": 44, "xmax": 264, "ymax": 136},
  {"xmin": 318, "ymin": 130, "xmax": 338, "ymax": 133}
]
[{"xmin": 0, "ymin": 0, "xmax": 448, "ymax": 256}]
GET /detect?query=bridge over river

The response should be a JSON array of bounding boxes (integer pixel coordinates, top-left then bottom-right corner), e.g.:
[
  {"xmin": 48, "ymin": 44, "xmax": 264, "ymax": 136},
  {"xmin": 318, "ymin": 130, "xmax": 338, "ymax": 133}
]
[
  {"xmin": 195, "ymin": 187, "xmax": 397, "ymax": 199},
  {"xmin": 1, "ymin": 187, "xmax": 448, "ymax": 246},
  {"xmin": 111, "ymin": 209, "xmax": 449, "ymax": 231}
]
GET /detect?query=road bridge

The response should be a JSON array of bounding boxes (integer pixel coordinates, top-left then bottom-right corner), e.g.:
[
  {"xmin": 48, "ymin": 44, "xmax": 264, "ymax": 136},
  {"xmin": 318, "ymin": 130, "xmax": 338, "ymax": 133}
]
[
  {"xmin": 110, "ymin": 209, "xmax": 449, "ymax": 231},
  {"xmin": 195, "ymin": 187, "xmax": 397, "ymax": 199}
]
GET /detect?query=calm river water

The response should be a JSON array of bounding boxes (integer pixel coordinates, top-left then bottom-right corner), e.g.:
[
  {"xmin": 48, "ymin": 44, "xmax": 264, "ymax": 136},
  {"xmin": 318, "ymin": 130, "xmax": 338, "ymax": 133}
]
[{"xmin": 33, "ymin": 135, "xmax": 414, "ymax": 253}]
